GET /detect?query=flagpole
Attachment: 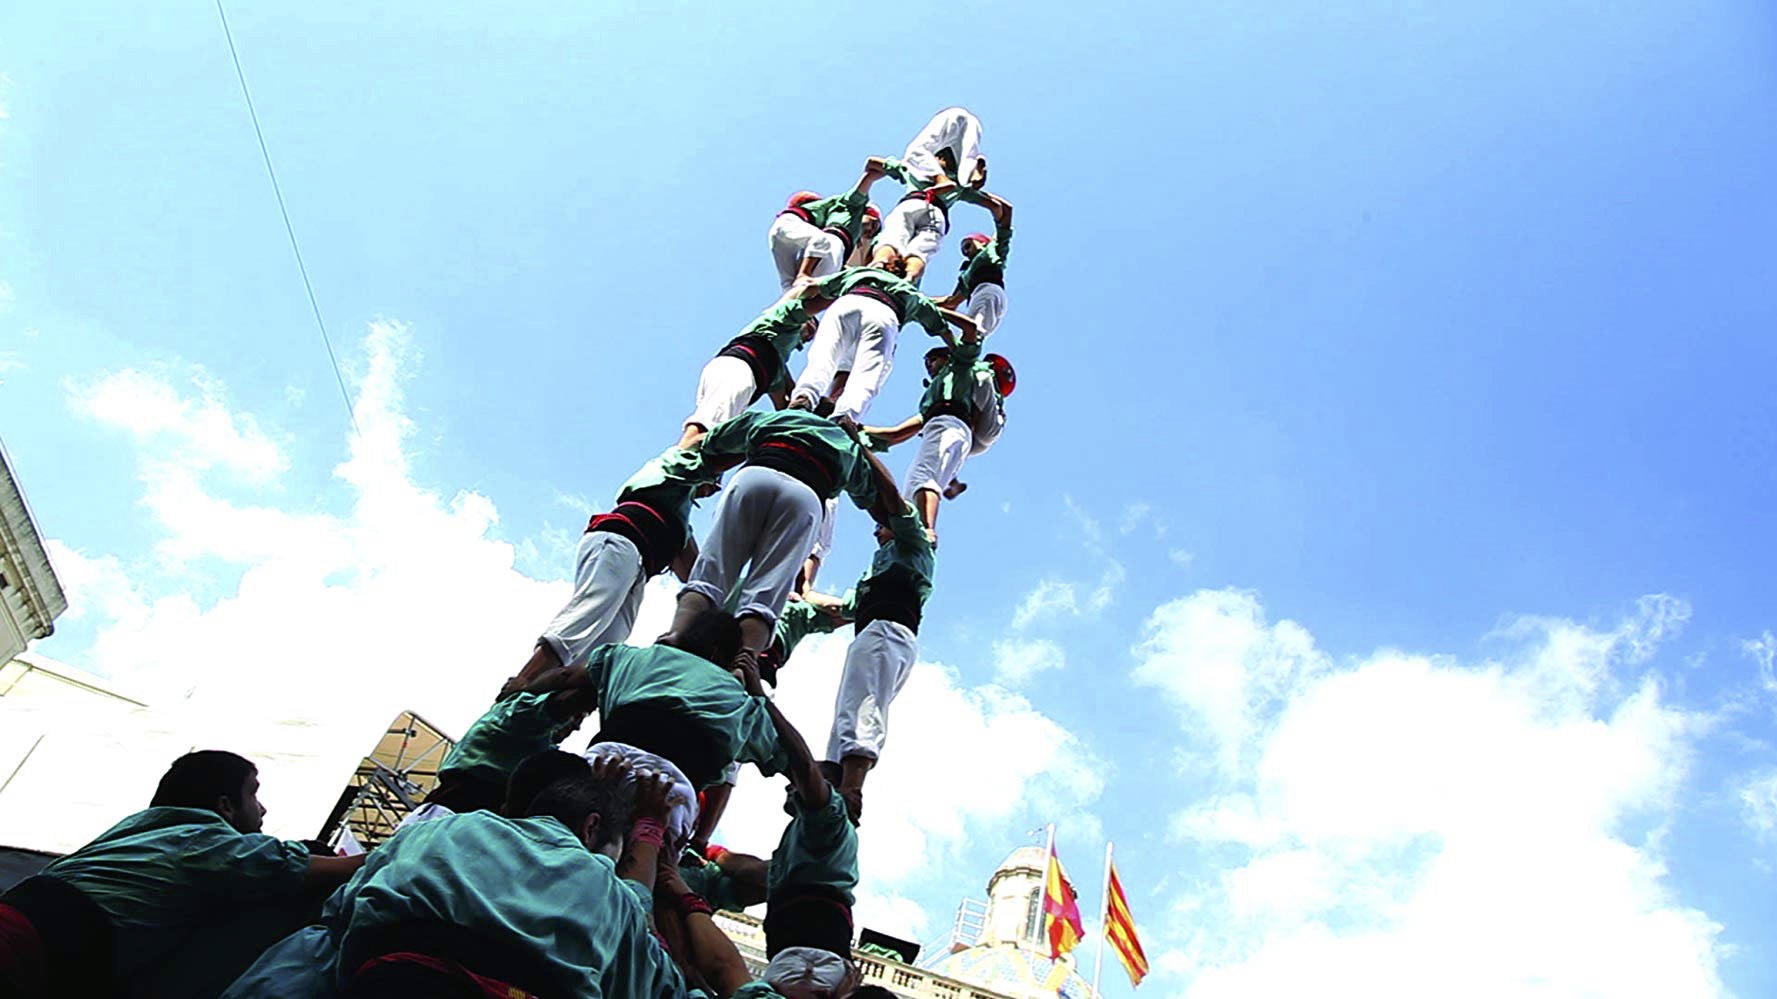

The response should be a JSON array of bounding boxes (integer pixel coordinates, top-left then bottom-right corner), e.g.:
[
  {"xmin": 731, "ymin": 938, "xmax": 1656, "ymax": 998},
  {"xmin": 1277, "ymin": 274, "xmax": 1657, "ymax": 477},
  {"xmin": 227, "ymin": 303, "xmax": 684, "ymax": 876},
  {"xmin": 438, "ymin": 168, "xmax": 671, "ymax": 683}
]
[
  {"xmin": 1037, "ymin": 822, "xmax": 1056, "ymax": 947},
  {"xmin": 1091, "ymin": 840, "xmax": 1113, "ymax": 997}
]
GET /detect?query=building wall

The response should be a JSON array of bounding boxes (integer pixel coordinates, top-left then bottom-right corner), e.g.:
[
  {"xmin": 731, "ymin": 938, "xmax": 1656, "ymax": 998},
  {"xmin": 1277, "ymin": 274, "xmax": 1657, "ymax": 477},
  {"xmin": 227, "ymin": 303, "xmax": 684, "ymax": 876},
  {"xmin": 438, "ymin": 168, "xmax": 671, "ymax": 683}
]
[{"xmin": 0, "ymin": 441, "xmax": 67, "ymax": 663}]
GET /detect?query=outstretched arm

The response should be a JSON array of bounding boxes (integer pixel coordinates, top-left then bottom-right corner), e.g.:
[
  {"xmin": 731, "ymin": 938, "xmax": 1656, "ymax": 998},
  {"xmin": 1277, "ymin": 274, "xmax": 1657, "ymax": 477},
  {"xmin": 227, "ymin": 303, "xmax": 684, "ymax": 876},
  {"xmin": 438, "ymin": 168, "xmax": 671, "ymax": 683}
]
[
  {"xmin": 304, "ymin": 853, "xmax": 367, "ymax": 891},
  {"xmin": 762, "ymin": 695, "xmax": 828, "ymax": 811},
  {"xmin": 860, "ymin": 445, "xmax": 908, "ymax": 527},
  {"xmin": 939, "ymin": 307, "xmax": 979, "ymax": 345},
  {"xmin": 988, "ymin": 194, "xmax": 1014, "ymax": 228},
  {"xmin": 863, "ymin": 414, "xmax": 925, "ymax": 448},
  {"xmin": 853, "ymin": 158, "xmax": 887, "ymax": 196},
  {"xmin": 669, "ymin": 535, "xmax": 700, "ymax": 583}
]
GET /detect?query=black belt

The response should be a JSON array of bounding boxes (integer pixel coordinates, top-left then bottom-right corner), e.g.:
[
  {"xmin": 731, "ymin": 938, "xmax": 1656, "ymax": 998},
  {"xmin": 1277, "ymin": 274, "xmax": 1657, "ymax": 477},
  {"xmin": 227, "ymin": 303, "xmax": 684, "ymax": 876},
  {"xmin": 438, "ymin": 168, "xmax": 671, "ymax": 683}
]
[
  {"xmin": 717, "ymin": 335, "xmax": 782, "ymax": 402},
  {"xmin": 342, "ymin": 919, "xmax": 568, "ymax": 999},
  {"xmin": 1, "ymin": 876, "xmax": 116, "ymax": 999},
  {"xmin": 822, "ymin": 225, "xmax": 855, "ymax": 261},
  {"xmin": 587, "ymin": 496, "xmax": 683, "ymax": 576},
  {"xmin": 749, "ymin": 441, "xmax": 838, "ymax": 498},
  {"xmin": 846, "ymin": 285, "xmax": 904, "ymax": 323},
  {"xmin": 963, "ymin": 262, "xmax": 1005, "ymax": 292},
  {"xmin": 856, "ymin": 581, "xmax": 923, "ymax": 634},
  {"xmin": 763, "ymin": 886, "xmax": 854, "ymax": 959},
  {"xmin": 926, "ymin": 399, "xmax": 974, "ymax": 423}
]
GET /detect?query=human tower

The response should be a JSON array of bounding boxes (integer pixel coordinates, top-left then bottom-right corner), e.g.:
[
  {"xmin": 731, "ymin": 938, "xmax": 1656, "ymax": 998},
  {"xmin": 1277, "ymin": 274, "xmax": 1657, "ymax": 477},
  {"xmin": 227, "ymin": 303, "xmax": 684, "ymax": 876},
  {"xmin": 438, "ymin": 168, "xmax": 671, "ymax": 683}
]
[{"xmin": 261, "ymin": 107, "xmax": 1013, "ymax": 997}]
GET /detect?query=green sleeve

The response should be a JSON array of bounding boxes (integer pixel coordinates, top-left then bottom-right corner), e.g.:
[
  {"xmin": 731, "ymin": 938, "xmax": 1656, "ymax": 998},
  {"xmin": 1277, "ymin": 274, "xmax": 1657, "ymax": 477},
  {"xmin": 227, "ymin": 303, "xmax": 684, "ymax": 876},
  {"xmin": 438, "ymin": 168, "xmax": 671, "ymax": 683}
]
[
  {"xmin": 879, "ymin": 157, "xmax": 920, "ymax": 187},
  {"xmin": 733, "ymin": 983, "xmax": 788, "ymax": 999},
  {"xmin": 837, "ymin": 448, "xmax": 879, "ymax": 513},
  {"xmin": 736, "ymin": 697, "xmax": 791, "ymax": 776},
  {"xmin": 697, "ymin": 410, "xmax": 763, "ymax": 461},
  {"xmin": 655, "ymin": 446, "xmax": 713, "ymax": 490},
  {"xmin": 812, "ymin": 269, "xmax": 852, "ymax": 300},
  {"xmin": 793, "ymin": 786, "xmax": 854, "ymax": 859},
  {"xmin": 906, "ymin": 293, "xmax": 949, "ymax": 337},
  {"xmin": 438, "ymin": 692, "xmax": 564, "ymax": 785},
  {"xmin": 950, "ymin": 340, "xmax": 983, "ymax": 366},
  {"xmin": 773, "ymin": 298, "xmax": 810, "ymax": 329},
  {"xmin": 183, "ymin": 827, "xmax": 311, "ymax": 901},
  {"xmin": 805, "ymin": 194, "xmax": 845, "ymax": 222},
  {"xmin": 888, "ymin": 504, "xmax": 930, "ymax": 552},
  {"xmin": 995, "ymin": 223, "xmax": 1013, "ymax": 262},
  {"xmin": 951, "ymin": 185, "xmax": 991, "ymax": 209},
  {"xmin": 680, "ymin": 861, "xmax": 742, "ymax": 912}
]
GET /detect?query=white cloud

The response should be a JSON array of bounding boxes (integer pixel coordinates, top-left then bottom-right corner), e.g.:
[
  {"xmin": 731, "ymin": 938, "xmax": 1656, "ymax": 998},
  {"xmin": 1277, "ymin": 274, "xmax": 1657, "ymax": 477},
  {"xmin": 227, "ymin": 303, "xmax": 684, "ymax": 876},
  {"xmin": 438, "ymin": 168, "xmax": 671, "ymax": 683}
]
[
  {"xmin": 68, "ymin": 367, "xmax": 289, "ymax": 483},
  {"xmin": 1134, "ymin": 589, "xmax": 1724, "ymax": 997},
  {"xmin": 1744, "ymin": 630, "xmax": 1776, "ymax": 695},
  {"xmin": 1011, "ymin": 579, "xmax": 1079, "ymax": 630},
  {"xmin": 1739, "ymin": 769, "xmax": 1777, "ymax": 838},
  {"xmin": 1132, "ymin": 588, "xmax": 1326, "ymax": 777},
  {"xmin": 1118, "ymin": 502, "xmax": 1152, "ymax": 535},
  {"xmin": 28, "ymin": 322, "xmax": 1104, "ymax": 940},
  {"xmin": 993, "ymin": 637, "xmax": 1066, "ymax": 685},
  {"xmin": 1168, "ymin": 548, "xmax": 1195, "ymax": 568}
]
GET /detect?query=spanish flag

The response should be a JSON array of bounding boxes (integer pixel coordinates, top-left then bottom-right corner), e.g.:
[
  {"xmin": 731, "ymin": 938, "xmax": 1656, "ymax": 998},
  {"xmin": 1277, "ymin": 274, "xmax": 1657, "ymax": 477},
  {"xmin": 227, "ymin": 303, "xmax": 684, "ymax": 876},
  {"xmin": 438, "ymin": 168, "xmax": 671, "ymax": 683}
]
[
  {"xmin": 1042, "ymin": 842, "xmax": 1085, "ymax": 959},
  {"xmin": 1105, "ymin": 859, "xmax": 1150, "ymax": 986}
]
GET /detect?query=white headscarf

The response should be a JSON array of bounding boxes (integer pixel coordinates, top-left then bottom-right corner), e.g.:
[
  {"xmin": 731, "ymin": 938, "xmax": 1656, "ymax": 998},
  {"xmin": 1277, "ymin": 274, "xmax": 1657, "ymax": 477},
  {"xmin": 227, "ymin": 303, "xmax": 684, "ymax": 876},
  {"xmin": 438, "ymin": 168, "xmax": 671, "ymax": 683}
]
[
  {"xmin": 764, "ymin": 946, "xmax": 849, "ymax": 994},
  {"xmin": 584, "ymin": 741, "xmax": 699, "ymax": 853}
]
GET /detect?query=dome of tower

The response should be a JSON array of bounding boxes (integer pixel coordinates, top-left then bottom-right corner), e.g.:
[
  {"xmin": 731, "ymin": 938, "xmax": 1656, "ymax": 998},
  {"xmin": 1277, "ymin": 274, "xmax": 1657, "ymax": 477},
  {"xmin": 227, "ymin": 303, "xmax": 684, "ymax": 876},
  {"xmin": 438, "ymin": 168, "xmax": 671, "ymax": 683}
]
[
  {"xmin": 928, "ymin": 941, "xmax": 1095, "ymax": 999},
  {"xmin": 992, "ymin": 846, "xmax": 1048, "ymax": 880}
]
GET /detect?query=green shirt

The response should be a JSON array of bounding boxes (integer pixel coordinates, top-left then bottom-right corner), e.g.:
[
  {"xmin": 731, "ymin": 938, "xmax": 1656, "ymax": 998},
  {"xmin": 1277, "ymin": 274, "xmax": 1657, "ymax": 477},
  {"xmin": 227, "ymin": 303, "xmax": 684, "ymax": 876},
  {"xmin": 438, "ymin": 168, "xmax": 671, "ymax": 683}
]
[
  {"xmin": 696, "ymin": 409, "xmax": 879, "ymax": 510},
  {"xmin": 436, "ymin": 691, "xmax": 561, "ymax": 791},
  {"xmin": 917, "ymin": 339, "xmax": 996, "ymax": 422},
  {"xmin": 853, "ymin": 504, "xmax": 935, "ymax": 613},
  {"xmin": 812, "ymin": 267, "xmax": 949, "ymax": 338},
  {"xmin": 619, "ymin": 446, "xmax": 720, "ymax": 524},
  {"xmin": 880, "ymin": 156, "xmax": 993, "ymax": 213},
  {"xmin": 588, "ymin": 643, "xmax": 789, "ymax": 779},
  {"xmin": 680, "ymin": 859, "xmax": 745, "ymax": 913},
  {"xmin": 767, "ymin": 786, "xmax": 859, "ymax": 906},
  {"xmin": 953, "ymin": 224, "xmax": 1012, "ymax": 295},
  {"xmin": 328, "ymin": 811, "xmax": 685, "ymax": 998},
  {"xmin": 793, "ymin": 189, "xmax": 872, "ymax": 247},
  {"xmin": 41, "ymin": 808, "xmax": 311, "ymax": 982},
  {"xmin": 723, "ymin": 299, "xmax": 812, "ymax": 395}
]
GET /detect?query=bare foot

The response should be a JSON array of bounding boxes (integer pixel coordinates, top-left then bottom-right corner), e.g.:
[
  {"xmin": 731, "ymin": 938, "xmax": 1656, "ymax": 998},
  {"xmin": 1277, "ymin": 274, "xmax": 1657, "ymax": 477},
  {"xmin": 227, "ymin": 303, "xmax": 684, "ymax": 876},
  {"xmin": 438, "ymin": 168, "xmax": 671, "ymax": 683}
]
[{"xmin": 943, "ymin": 480, "xmax": 968, "ymax": 499}]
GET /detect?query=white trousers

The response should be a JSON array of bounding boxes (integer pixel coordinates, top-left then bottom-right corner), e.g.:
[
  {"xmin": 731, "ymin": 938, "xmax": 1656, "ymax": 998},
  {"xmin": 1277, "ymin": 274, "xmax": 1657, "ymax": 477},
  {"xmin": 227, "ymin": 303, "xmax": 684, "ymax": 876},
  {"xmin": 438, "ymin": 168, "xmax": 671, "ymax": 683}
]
[
  {"xmin": 880, "ymin": 198, "xmax": 946, "ymax": 264},
  {"xmin": 810, "ymin": 495, "xmax": 838, "ymax": 562},
  {"xmin": 789, "ymin": 295, "xmax": 900, "ymax": 423},
  {"xmin": 769, "ymin": 214, "xmax": 844, "ymax": 291},
  {"xmin": 682, "ymin": 465, "xmax": 822, "ymax": 625},
  {"xmin": 539, "ymin": 531, "xmax": 648, "ymax": 667},
  {"xmin": 904, "ymin": 414, "xmax": 972, "ymax": 498},
  {"xmin": 965, "ymin": 281, "xmax": 1008, "ymax": 338},
  {"xmin": 686, "ymin": 355, "xmax": 758, "ymax": 431},
  {"xmin": 901, "ymin": 107, "xmax": 984, "ymax": 183},
  {"xmin": 826, "ymin": 619, "xmax": 918, "ymax": 762}
]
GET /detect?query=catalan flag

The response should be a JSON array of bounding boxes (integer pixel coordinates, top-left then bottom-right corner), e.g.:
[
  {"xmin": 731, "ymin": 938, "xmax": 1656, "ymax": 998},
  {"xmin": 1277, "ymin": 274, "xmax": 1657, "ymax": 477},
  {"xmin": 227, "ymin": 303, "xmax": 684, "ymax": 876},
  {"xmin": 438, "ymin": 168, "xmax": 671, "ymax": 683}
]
[
  {"xmin": 1041, "ymin": 841, "xmax": 1085, "ymax": 959},
  {"xmin": 1105, "ymin": 858, "xmax": 1150, "ymax": 986}
]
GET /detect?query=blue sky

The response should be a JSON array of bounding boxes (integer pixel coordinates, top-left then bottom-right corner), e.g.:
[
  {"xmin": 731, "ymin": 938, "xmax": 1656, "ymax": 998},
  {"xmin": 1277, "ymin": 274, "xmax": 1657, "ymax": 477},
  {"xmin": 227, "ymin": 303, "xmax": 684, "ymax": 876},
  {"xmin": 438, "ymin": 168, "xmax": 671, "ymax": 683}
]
[{"xmin": 3, "ymin": 2, "xmax": 1776, "ymax": 995}]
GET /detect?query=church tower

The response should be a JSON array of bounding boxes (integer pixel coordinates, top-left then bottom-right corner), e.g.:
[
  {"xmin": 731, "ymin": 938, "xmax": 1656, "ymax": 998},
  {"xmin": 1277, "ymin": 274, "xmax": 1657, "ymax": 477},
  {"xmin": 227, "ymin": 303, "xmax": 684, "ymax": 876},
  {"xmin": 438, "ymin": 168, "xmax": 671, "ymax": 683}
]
[{"xmin": 925, "ymin": 846, "xmax": 1096, "ymax": 999}]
